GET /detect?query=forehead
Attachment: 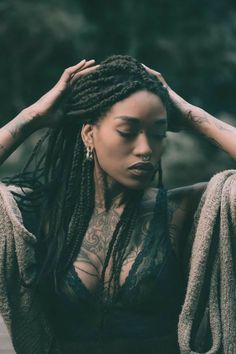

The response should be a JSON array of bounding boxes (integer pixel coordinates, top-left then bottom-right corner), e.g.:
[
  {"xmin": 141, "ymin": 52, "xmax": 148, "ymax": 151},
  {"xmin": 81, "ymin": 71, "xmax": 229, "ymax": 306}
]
[{"xmin": 104, "ymin": 90, "xmax": 167, "ymax": 125}]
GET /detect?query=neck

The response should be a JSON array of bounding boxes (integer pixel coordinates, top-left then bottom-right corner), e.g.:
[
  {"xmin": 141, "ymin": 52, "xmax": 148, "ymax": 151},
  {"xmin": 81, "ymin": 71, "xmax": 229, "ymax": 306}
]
[{"xmin": 93, "ymin": 154, "xmax": 131, "ymax": 213}]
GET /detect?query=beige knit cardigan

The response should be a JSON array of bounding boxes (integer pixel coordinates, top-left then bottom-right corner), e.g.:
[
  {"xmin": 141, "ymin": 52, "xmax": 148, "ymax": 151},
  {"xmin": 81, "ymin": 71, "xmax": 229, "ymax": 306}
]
[
  {"xmin": 0, "ymin": 182, "xmax": 61, "ymax": 354},
  {"xmin": 0, "ymin": 170, "xmax": 236, "ymax": 354},
  {"xmin": 178, "ymin": 170, "xmax": 236, "ymax": 354}
]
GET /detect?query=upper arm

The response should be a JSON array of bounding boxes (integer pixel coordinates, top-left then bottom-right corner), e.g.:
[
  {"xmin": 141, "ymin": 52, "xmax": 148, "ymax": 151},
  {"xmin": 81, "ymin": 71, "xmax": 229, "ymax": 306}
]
[
  {"xmin": 167, "ymin": 182, "xmax": 208, "ymax": 260},
  {"xmin": 8, "ymin": 185, "xmax": 40, "ymax": 235}
]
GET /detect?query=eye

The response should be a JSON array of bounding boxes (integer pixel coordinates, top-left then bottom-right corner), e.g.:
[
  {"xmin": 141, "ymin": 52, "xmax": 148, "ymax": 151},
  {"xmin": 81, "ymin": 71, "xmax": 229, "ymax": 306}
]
[
  {"xmin": 117, "ymin": 131, "xmax": 136, "ymax": 138},
  {"xmin": 117, "ymin": 130, "xmax": 167, "ymax": 140}
]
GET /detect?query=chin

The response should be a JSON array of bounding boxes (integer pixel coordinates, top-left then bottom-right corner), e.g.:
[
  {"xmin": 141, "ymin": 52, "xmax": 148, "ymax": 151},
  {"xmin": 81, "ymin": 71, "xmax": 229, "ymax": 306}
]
[
  {"xmin": 120, "ymin": 178, "xmax": 152, "ymax": 190},
  {"xmin": 108, "ymin": 172, "xmax": 153, "ymax": 190}
]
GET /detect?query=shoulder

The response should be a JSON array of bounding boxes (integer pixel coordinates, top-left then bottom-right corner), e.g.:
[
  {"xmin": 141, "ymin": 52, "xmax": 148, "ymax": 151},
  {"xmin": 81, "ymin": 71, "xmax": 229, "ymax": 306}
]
[
  {"xmin": 6, "ymin": 184, "xmax": 41, "ymax": 235},
  {"xmin": 139, "ymin": 187, "xmax": 167, "ymax": 217},
  {"xmin": 167, "ymin": 182, "xmax": 208, "ymax": 206},
  {"xmin": 167, "ymin": 182, "xmax": 208, "ymax": 259},
  {"xmin": 140, "ymin": 183, "xmax": 208, "ymax": 259},
  {"xmin": 141, "ymin": 182, "xmax": 207, "ymax": 214},
  {"xmin": 167, "ymin": 182, "xmax": 208, "ymax": 224}
]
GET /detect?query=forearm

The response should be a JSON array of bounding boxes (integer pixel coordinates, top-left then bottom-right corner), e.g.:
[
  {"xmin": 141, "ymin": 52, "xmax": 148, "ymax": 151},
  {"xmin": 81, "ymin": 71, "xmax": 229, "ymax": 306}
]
[
  {"xmin": 170, "ymin": 89, "xmax": 236, "ymax": 160},
  {"xmin": 0, "ymin": 108, "xmax": 39, "ymax": 166},
  {"xmin": 0, "ymin": 60, "xmax": 96, "ymax": 168}
]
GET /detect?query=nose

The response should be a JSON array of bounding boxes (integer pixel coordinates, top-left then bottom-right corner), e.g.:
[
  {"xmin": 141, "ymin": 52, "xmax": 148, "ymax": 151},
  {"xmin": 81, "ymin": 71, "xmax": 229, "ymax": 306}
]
[{"xmin": 133, "ymin": 132, "xmax": 152, "ymax": 157}]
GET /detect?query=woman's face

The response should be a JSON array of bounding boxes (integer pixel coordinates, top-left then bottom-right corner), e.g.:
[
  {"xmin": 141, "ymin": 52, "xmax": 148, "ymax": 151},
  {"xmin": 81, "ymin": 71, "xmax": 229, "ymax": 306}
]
[{"xmin": 86, "ymin": 90, "xmax": 167, "ymax": 189}]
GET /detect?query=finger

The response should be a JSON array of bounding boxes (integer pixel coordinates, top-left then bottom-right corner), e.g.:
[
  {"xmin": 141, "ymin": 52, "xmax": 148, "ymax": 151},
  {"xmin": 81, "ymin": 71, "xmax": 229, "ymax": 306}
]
[
  {"xmin": 79, "ymin": 64, "xmax": 100, "ymax": 75},
  {"xmin": 70, "ymin": 59, "xmax": 97, "ymax": 76},
  {"xmin": 60, "ymin": 60, "xmax": 88, "ymax": 84},
  {"xmin": 79, "ymin": 59, "xmax": 96, "ymax": 71},
  {"xmin": 65, "ymin": 59, "xmax": 88, "ymax": 75},
  {"xmin": 142, "ymin": 63, "xmax": 158, "ymax": 76},
  {"xmin": 142, "ymin": 64, "xmax": 167, "ymax": 86},
  {"xmin": 69, "ymin": 59, "xmax": 87, "ymax": 71},
  {"xmin": 142, "ymin": 63, "xmax": 151, "ymax": 71},
  {"xmin": 70, "ymin": 60, "xmax": 97, "ymax": 81},
  {"xmin": 60, "ymin": 59, "xmax": 96, "ymax": 81},
  {"xmin": 71, "ymin": 65, "xmax": 100, "ymax": 83},
  {"xmin": 142, "ymin": 63, "xmax": 149, "ymax": 70}
]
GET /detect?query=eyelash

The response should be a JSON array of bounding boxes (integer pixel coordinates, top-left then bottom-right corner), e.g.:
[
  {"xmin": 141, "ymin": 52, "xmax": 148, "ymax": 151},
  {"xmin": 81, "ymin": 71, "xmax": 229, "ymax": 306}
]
[{"xmin": 117, "ymin": 131, "xmax": 166, "ymax": 140}]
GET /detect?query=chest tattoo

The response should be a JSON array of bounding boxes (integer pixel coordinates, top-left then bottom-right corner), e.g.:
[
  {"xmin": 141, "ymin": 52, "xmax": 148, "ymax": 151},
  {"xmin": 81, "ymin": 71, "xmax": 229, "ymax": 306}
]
[
  {"xmin": 73, "ymin": 209, "xmax": 120, "ymax": 279},
  {"xmin": 73, "ymin": 208, "xmax": 154, "ymax": 287}
]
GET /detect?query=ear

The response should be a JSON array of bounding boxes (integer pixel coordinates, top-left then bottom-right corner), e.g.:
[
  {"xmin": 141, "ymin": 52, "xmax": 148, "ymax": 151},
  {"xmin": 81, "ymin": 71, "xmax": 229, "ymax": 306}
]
[{"xmin": 81, "ymin": 123, "xmax": 94, "ymax": 147}]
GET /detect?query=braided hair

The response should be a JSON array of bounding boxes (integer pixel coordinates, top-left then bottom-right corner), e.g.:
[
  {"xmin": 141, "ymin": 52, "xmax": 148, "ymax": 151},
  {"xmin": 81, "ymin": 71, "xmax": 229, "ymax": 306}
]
[{"xmin": 6, "ymin": 55, "xmax": 172, "ymax": 300}]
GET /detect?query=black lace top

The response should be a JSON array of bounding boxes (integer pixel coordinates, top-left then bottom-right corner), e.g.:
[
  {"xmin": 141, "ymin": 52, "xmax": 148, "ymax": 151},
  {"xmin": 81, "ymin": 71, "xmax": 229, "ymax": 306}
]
[
  {"xmin": 14, "ymin": 188, "xmax": 184, "ymax": 354},
  {"xmin": 51, "ymin": 189, "xmax": 184, "ymax": 354}
]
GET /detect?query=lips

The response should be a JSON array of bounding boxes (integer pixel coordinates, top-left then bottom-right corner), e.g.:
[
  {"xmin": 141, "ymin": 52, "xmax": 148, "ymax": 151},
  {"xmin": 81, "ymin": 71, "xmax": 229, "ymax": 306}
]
[
  {"xmin": 128, "ymin": 162, "xmax": 155, "ymax": 171},
  {"xmin": 128, "ymin": 162, "xmax": 155, "ymax": 179}
]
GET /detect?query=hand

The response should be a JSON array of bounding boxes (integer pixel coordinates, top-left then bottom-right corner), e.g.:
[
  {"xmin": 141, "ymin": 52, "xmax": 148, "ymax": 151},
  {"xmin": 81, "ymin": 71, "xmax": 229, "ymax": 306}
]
[
  {"xmin": 142, "ymin": 64, "xmax": 186, "ymax": 132},
  {"xmin": 142, "ymin": 64, "xmax": 169, "ymax": 89},
  {"xmin": 27, "ymin": 59, "xmax": 99, "ymax": 128}
]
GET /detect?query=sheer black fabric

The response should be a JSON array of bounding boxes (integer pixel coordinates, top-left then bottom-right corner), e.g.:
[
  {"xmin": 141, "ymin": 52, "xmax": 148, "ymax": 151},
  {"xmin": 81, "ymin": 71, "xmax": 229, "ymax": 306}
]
[
  {"xmin": 52, "ymin": 189, "xmax": 184, "ymax": 353},
  {"xmin": 13, "ymin": 188, "xmax": 184, "ymax": 354}
]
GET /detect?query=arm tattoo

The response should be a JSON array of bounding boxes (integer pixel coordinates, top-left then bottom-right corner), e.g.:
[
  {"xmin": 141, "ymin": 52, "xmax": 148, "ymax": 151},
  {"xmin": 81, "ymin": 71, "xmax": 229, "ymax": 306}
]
[
  {"xmin": 5, "ymin": 120, "xmax": 29, "ymax": 139},
  {"xmin": 188, "ymin": 110, "xmax": 210, "ymax": 125},
  {"xmin": 0, "ymin": 144, "xmax": 6, "ymax": 152}
]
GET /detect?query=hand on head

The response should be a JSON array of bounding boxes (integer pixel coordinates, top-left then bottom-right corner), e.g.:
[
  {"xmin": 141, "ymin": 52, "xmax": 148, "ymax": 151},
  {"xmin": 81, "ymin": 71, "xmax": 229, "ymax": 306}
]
[{"xmin": 26, "ymin": 59, "xmax": 100, "ymax": 128}]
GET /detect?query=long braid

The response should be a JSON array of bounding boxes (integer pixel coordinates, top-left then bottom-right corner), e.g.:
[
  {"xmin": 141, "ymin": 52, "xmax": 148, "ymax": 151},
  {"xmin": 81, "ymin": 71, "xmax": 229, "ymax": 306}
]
[
  {"xmin": 35, "ymin": 126, "xmax": 81, "ymax": 286},
  {"xmin": 64, "ymin": 135, "xmax": 85, "ymax": 226},
  {"xmin": 96, "ymin": 190, "xmax": 143, "ymax": 303},
  {"xmin": 63, "ymin": 157, "xmax": 95, "ymax": 271},
  {"xmin": 111, "ymin": 198, "xmax": 141, "ymax": 297},
  {"xmin": 99, "ymin": 197, "xmax": 134, "ymax": 298}
]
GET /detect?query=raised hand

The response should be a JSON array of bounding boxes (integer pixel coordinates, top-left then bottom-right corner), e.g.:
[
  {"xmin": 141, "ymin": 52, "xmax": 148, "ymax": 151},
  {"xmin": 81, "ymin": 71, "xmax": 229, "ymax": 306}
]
[
  {"xmin": 28, "ymin": 59, "xmax": 99, "ymax": 128},
  {"xmin": 142, "ymin": 64, "xmax": 169, "ymax": 89},
  {"xmin": 142, "ymin": 64, "xmax": 185, "ymax": 131}
]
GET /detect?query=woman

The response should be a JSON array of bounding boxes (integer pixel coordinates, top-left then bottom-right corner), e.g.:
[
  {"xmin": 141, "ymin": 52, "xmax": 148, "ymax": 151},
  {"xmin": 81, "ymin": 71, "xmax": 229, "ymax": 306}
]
[{"xmin": 0, "ymin": 55, "xmax": 235, "ymax": 354}]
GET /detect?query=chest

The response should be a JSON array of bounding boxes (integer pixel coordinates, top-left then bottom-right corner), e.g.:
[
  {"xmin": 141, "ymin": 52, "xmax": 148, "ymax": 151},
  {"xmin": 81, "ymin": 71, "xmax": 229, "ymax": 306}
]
[
  {"xmin": 72, "ymin": 190, "xmax": 186, "ymax": 294},
  {"xmin": 73, "ymin": 208, "xmax": 154, "ymax": 292}
]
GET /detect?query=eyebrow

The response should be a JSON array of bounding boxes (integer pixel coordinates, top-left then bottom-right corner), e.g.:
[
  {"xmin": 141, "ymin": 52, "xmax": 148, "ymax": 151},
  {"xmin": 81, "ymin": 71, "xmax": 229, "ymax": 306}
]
[{"xmin": 114, "ymin": 116, "xmax": 167, "ymax": 125}]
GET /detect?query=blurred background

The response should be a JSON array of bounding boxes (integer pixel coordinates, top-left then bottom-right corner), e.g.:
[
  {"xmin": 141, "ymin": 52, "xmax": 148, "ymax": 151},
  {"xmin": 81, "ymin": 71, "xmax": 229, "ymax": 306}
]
[
  {"xmin": 0, "ymin": 1, "xmax": 236, "ymax": 352},
  {"xmin": 0, "ymin": 0, "xmax": 236, "ymax": 188}
]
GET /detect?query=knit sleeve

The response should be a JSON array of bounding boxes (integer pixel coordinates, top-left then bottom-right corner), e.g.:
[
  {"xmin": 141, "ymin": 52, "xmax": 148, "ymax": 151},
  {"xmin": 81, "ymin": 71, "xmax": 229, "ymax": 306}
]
[
  {"xmin": 0, "ymin": 182, "xmax": 61, "ymax": 354},
  {"xmin": 6, "ymin": 184, "xmax": 40, "ymax": 235},
  {"xmin": 178, "ymin": 170, "xmax": 236, "ymax": 353}
]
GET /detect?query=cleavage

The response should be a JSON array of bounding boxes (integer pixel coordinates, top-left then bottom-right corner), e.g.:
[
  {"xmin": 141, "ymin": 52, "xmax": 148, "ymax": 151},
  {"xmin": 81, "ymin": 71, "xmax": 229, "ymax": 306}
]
[
  {"xmin": 73, "ymin": 208, "xmax": 122, "ymax": 292},
  {"xmin": 73, "ymin": 209, "xmax": 150, "ymax": 294}
]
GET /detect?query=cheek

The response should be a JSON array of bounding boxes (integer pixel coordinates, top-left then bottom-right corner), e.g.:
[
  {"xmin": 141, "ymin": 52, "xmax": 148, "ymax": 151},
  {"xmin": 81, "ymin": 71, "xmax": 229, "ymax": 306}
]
[{"xmin": 94, "ymin": 131, "xmax": 130, "ymax": 167}]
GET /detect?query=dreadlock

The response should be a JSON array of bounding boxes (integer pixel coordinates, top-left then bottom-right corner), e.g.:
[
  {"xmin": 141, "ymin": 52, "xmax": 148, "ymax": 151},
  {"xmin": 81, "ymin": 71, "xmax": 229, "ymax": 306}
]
[{"xmin": 4, "ymin": 55, "xmax": 171, "ymax": 300}]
